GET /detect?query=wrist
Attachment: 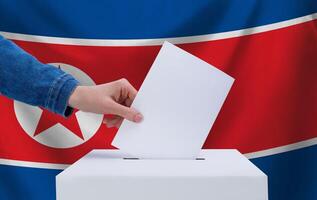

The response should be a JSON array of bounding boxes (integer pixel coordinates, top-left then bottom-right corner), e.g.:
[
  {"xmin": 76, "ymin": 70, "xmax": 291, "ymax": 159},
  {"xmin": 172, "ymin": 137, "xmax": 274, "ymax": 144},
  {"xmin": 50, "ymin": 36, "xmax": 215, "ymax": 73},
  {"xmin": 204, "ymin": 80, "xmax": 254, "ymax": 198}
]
[{"xmin": 68, "ymin": 85, "xmax": 85, "ymax": 109}]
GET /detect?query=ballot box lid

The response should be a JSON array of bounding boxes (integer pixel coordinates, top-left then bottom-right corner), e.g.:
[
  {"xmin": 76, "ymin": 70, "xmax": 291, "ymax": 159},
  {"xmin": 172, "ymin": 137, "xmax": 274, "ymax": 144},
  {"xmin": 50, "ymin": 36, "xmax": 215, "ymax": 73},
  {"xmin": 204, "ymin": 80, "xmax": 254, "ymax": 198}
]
[{"xmin": 57, "ymin": 150, "xmax": 266, "ymax": 178}]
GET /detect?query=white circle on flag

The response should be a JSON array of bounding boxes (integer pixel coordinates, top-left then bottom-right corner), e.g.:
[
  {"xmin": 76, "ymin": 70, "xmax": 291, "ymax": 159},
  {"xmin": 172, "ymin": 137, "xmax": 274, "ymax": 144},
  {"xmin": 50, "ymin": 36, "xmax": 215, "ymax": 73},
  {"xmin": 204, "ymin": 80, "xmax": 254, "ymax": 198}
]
[{"xmin": 14, "ymin": 63, "xmax": 103, "ymax": 149}]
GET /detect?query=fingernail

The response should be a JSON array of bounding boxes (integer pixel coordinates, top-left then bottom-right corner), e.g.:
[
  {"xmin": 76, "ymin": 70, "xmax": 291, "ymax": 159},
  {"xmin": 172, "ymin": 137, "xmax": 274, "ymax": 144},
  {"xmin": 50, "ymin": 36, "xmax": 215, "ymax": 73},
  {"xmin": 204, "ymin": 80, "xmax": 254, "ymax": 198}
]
[{"xmin": 134, "ymin": 113, "xmax": 143, "ymax": 123}]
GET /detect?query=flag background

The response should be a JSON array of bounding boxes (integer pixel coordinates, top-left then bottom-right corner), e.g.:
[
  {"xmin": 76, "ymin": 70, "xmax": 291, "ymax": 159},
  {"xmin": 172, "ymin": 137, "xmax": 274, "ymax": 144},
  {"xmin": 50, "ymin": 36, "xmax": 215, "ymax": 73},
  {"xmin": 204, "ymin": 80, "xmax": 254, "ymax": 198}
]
[{"xmin": 0, "ymin": 0, "xmax": 317, "ymax": 199}]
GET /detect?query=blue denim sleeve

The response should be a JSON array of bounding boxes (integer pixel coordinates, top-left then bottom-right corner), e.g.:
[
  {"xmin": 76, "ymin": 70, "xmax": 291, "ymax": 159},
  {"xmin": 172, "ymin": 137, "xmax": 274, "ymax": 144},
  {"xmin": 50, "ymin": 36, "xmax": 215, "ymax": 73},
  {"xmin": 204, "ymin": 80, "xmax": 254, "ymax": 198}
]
[{"xmin": 0, "ymin": 35, "xmax": 79, "ymax": 117}]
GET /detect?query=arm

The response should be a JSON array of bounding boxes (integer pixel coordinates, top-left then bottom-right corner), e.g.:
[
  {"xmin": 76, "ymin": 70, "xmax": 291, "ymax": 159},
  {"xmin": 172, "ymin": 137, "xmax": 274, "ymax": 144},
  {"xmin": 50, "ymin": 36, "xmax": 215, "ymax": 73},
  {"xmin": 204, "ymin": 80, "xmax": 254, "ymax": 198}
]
[
  {"xmin": 0, "ymin": 35, "xmax": 142, "ymax": 125},
  {"xmin": 0, "ymin": 34, "xmax": 78, "ymax": 117}
]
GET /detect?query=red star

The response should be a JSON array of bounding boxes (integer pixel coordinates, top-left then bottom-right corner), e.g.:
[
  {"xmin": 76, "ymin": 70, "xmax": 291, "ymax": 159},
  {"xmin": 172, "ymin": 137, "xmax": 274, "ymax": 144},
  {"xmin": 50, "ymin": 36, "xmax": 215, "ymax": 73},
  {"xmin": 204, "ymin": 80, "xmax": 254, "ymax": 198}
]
[{"xmin": 34, "ymin": 108, "xmax": 84, "ymax": 140}]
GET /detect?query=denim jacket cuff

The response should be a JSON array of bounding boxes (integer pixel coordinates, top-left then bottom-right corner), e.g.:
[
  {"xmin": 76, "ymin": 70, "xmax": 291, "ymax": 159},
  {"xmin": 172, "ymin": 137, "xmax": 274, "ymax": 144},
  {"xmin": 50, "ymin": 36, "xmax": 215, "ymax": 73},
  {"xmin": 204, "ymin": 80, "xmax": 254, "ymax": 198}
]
[{"xmin": 45, "ymin": 73, "xmax": 79, "ymax": 117}]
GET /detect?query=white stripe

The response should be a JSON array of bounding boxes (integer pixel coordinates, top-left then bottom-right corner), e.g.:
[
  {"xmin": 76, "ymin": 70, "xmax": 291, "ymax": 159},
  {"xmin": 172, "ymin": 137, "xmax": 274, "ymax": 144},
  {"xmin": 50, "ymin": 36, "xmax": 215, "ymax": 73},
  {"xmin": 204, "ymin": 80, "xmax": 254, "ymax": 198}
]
[
  {"xmin": 1, "ymin": 137, "xmax": 317, "ymax": 169},
  {"xmin": 1, "ymin": 13, "xmax": 316, "ymax": 46},
  {"xmin": 245, "ymin": 137, "xmax": 317, "ymax": 159},
  {"xmin": 0, "ymin": 158, "xmax": 69, "ymax": 170}
]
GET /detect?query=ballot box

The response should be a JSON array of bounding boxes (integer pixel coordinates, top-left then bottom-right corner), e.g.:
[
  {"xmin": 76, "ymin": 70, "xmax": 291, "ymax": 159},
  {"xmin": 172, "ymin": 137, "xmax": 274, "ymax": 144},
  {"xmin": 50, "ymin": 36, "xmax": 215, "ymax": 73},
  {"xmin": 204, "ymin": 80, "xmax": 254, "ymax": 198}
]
[{"xmin": 56, "ymin": 150, "xmax": 268, "ymax": 200}]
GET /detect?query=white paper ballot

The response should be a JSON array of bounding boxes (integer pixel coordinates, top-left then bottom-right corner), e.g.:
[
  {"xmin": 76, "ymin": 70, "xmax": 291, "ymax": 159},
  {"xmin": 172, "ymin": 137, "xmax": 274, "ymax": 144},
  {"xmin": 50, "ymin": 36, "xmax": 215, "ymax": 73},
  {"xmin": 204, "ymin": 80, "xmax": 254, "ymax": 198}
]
[{"xmin": 112, "ymin": 41, "xmax": 234, "ymax": 159}]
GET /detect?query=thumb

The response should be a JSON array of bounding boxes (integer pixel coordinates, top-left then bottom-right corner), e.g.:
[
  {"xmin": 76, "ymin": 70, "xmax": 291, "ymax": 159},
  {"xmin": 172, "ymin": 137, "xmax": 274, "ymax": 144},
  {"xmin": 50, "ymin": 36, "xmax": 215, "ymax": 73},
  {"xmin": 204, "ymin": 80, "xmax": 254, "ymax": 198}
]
[{"xmin": 110, "ymin": 102, "xmax": 143, "ymax": 123}]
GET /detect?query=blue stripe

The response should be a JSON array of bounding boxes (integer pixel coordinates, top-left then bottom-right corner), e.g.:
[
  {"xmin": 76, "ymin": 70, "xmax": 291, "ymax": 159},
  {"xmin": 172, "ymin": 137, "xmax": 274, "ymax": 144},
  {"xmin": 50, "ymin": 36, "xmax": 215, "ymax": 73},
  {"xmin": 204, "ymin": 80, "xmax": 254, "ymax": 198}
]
[
  {"xmin": 0, "ymin": 165, "xmax": 60, "ymax": 200},
  {"xmin": 0, "ymin": 0, "xmax": 316, "ymax": 39},
  {"xmin": 1, "ymin": 145, "xmax": 317, "ymax": 200},
  {"xmin": 251, "ymin": 145, "xmax": 317, "ymax": 200}
]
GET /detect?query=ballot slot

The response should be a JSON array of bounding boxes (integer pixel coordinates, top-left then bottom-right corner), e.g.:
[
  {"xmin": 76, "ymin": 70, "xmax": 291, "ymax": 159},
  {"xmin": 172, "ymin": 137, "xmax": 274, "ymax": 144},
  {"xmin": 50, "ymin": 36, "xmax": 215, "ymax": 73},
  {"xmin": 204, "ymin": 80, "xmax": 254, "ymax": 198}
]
[{"xmin": 122, "ymin": 157, "xmax": 206, "ymax": 160}]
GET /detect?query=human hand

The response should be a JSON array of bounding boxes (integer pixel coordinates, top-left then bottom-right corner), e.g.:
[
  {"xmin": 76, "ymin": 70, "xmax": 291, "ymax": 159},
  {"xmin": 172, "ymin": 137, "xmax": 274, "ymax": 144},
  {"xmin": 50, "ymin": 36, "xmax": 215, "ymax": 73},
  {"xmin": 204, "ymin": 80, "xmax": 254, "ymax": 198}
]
[{"xmin": 68, "ymin": 78, "xmax": 143, "ymax": 128}]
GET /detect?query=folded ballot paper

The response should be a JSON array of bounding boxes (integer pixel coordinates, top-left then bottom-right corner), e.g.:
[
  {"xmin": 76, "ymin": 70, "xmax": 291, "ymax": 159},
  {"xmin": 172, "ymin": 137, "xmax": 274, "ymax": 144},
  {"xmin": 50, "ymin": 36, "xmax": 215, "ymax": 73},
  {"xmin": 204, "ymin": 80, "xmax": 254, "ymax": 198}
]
[{"xmin": 112, "ymin": 41, "xmax": 234, "ymax": 159}]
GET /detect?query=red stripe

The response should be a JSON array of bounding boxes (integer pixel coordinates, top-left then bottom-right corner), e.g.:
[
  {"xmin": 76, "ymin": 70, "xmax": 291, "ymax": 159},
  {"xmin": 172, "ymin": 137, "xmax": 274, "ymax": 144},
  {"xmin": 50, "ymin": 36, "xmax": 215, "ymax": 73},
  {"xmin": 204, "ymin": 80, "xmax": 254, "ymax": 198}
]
[{"xmin": 0, "ymin": 20, "xmax": 316, "ymax": 164}]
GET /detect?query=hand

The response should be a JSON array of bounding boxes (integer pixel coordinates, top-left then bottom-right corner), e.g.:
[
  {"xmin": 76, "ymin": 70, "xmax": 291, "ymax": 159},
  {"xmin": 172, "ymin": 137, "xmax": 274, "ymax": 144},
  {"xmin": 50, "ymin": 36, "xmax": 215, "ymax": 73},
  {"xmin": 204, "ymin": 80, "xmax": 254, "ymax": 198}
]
[{"xmin": 68, "ymin": 78, "xmax": 143, "ymax": 128}]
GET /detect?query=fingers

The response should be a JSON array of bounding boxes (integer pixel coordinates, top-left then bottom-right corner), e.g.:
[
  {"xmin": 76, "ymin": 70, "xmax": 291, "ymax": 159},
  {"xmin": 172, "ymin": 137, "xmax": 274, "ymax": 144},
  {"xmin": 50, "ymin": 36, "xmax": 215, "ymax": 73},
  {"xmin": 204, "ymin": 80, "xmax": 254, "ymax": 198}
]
[
  {"xmin": 104, "ymin": 78, "xmax": 142, "ymax": 123},
  {"xmin": 124, "ymin": 97, "xmax": 133, "ymax": 107},
  {"xmin": 123, "ymin": 78, "xmax": 137, "ymax": 100},
  {"xmin": 109, "ymin": 102, "xmax": 143, "ymax": 123},
  {"xmin": 117, "ymin": 78, "xmax": 137, "ymax": 104},
  {"xmin": 103, "ymin": 116, "xmax": 123, "ymax": 128}
]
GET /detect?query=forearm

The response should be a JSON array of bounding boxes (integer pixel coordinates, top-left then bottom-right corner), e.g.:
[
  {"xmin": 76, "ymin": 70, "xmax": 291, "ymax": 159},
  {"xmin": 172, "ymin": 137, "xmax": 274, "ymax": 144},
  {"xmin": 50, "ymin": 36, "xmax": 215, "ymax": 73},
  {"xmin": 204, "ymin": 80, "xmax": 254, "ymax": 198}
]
[{"xmin": 0, "ymin": 35, "xmax": 78, "ymax": 116}]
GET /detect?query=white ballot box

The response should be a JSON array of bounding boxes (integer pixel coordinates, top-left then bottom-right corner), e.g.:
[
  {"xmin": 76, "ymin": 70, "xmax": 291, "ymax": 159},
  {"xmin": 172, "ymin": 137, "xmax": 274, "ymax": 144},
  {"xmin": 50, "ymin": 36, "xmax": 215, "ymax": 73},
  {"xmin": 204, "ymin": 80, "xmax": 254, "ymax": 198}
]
[{"xmin": 56, "ymin": 150, "xmax": 268, "ymax": 200}]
